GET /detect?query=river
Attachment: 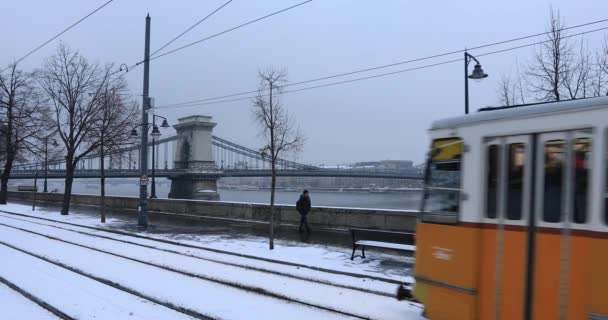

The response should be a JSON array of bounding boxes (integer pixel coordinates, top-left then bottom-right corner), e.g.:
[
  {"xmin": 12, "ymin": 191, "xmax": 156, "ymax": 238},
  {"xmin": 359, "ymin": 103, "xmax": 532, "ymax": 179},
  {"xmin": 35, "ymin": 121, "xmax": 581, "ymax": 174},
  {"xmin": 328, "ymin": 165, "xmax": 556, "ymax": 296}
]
[{"xmin": 12, "ymin": 178, "xmax": 422, "ymax": 210}]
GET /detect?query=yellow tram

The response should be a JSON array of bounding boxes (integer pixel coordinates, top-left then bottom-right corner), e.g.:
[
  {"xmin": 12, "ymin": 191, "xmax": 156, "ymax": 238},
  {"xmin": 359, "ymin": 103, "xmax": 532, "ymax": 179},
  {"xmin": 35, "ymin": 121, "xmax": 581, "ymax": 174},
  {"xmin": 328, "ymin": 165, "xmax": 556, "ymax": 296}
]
[{"xmin": 412, "ymin": 97, "xmax": 608, "ymax": 319}]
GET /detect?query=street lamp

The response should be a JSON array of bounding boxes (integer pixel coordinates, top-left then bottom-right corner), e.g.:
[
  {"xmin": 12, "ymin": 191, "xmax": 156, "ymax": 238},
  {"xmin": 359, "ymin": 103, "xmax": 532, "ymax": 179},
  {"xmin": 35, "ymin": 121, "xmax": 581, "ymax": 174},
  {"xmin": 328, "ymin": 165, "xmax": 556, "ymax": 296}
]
[
  {"xmin": 43, "ymin": 135, "xmax": 59, "ymax": 193},
  {"xmin": 464, "ymin": 50, "xmax": 488, "ymax": 115},
  {"xmin": 150, "ymin": 114, "xmax": 169, "ymax": 198},
  {"xmin": 130, "ymin": 114, "xmax": 170, "ymax": 199}
]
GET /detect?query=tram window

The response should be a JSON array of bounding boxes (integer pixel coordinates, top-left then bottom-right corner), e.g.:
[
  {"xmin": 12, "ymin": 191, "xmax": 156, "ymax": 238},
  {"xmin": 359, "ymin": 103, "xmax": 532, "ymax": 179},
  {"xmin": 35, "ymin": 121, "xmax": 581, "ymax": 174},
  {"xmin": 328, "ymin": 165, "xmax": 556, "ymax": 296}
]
[
  {"xmin": 507, "ymin": 143, "xmax": 525, "ymax": 220},
  {"xmin": 573, "ymin": 138, "xmax": 590, "ymax": 224},
  {"xmin": 423, "ymin": 138, "xmax": 463, "ymax": 214},
  {"xmin": 486, "ymin": 145, "xmax": 499, "ymax": 219},
  {"xmin": 543, "ymin": 140, "xmax": 564, "ymax": 223}
]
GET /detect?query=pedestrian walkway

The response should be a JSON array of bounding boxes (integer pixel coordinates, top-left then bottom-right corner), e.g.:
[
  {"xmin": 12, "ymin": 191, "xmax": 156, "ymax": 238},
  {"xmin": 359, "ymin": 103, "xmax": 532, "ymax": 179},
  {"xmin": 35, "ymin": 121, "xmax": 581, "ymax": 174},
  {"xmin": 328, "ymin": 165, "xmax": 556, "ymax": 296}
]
[{"xmin": 10, "ymin": 200, "xmax": 413, "ymax": 281}]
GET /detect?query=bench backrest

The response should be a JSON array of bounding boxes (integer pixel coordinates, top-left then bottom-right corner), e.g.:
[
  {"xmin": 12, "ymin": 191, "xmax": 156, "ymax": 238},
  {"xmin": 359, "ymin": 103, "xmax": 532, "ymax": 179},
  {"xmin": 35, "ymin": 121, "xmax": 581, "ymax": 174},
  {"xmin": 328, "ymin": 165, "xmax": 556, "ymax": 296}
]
[{"xmin": 350, "ymin": 228, "xmax": 415, "ymax": 245}]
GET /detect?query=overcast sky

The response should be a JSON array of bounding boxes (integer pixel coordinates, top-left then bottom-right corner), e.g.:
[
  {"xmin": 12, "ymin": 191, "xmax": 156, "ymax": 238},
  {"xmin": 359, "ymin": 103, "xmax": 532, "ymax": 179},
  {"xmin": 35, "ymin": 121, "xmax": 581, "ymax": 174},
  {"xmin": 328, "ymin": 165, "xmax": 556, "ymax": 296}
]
[{"xmin": 2, "ymin": 0, "xmax": 607, "ymax": 165}]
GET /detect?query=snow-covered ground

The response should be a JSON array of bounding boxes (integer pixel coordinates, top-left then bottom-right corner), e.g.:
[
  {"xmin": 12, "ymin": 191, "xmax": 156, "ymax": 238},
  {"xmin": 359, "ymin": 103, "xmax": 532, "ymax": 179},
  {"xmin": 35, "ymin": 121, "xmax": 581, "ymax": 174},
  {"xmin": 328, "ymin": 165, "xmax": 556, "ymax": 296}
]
[
  {"xmin": 0, "ymin": 282, "xmax": 59, "ymax": 320},
  {"xmin": 6, "ymin": 202, "xmax": 414, "ymax": 283},
  {"xmin": 0, "ymin": 203, "xmax": 423, "ymax": 320}
]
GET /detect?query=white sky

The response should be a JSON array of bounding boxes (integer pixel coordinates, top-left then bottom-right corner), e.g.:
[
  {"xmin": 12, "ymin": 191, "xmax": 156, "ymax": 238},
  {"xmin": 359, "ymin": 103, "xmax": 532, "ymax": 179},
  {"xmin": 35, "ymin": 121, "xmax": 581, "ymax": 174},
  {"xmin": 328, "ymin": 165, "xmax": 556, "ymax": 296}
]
[{"xmin": 2, "ymin": 0, "xmax": 607, "ymax": 164}]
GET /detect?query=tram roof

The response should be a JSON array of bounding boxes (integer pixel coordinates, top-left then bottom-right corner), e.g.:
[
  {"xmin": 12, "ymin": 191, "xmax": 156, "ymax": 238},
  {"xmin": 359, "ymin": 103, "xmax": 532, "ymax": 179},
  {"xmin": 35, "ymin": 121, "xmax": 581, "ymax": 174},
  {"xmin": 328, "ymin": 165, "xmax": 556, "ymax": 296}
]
[{"xmin": 430, "ymin": 96, "xmax": 608, "ymax": 130}]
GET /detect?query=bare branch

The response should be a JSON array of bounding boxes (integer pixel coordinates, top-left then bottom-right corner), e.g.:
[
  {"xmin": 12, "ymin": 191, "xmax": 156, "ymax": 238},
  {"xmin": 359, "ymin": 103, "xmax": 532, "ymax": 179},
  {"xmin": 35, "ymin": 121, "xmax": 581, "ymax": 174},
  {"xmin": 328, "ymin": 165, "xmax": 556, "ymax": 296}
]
[{"xmin": 525, "ymin": 7, "xmax": 574, "ymax": 102}]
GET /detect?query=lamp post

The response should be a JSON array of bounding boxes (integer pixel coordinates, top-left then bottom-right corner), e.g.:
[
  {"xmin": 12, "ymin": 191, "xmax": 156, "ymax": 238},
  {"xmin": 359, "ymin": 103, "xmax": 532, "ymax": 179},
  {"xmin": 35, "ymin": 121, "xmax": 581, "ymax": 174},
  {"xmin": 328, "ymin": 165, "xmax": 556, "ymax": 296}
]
[
  {"xmin": 464, "ymin": 50, "xmax": 489, "ymax": 114},
  {"xmin": 130, "ymin": 114, "xmax": 169, "ymax": 199},
  {"xmin": 150, "ymin": 114, "xmax": 169, "ymax": 198},
  {"xmin": 43, "ymin": 135, "xmax": 59, "ymax": 193},
  {"xmin": 137, "ymin": 14, "xmax": 151, "ymax": 228}
]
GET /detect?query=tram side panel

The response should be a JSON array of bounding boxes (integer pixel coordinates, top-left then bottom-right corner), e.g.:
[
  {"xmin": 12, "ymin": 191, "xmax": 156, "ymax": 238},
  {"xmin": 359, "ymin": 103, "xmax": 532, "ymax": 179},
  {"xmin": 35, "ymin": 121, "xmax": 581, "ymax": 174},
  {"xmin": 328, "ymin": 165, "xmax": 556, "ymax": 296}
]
[
  {"xmin": 414, "ymin": 222, "xmax": 479, "ymax": 320},
  {"xmin": 589, "ymin": 236, "xmax": 608, "ymax": 317},
  {"xmin": 477, "ymin": 227, "xmax": 527, "ymax": 320}
]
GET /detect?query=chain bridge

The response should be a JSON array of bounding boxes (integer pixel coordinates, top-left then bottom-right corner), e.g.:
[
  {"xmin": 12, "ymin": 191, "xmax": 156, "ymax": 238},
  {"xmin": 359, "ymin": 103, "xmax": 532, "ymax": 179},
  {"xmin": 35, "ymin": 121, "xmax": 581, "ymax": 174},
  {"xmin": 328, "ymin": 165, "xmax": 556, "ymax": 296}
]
[{"xmin": 6, "ymin": 115, "xmax": 423, "ymax": 199}]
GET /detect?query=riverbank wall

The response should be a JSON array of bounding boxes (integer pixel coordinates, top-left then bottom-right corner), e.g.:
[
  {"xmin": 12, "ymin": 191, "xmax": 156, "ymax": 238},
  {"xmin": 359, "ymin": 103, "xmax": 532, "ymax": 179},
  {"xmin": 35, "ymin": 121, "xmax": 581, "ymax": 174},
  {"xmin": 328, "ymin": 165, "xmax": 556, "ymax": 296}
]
[{"xmin": 7, "ymin": 191, "xmax": 417, "ymax": 232}]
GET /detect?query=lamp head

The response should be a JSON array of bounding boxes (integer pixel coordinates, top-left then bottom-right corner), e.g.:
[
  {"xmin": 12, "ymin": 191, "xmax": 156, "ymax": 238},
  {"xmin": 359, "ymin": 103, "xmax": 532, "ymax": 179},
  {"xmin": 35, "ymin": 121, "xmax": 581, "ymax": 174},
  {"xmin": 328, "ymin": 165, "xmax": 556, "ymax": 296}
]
[
  {"xmin": 469, "ymin": 63, "xmax": 488, "ymax": 80},
  {"xmin": 160, "ymin": 119, "xmax": 170, "ymax": 128},
  {"xmin": 150, "ymin": 125, "xmax": 161, "ymax": 137},
  {"xmin": 130, "ymin": 129, "xmax": 138, "ymax": 137}
]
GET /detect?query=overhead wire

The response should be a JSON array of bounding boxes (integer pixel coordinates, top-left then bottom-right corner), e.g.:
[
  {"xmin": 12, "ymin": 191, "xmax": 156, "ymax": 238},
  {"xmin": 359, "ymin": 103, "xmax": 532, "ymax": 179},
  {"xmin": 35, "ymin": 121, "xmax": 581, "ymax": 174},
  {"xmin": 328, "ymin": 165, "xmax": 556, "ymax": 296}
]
[
  {"xmin": 110, "ymin": 0, "xmax": 312, "ymax": 81},
  {"xmin": 150, "ymin": 0, "xmax": 232, "ymax": 57},
  {"xmin": 155, "ymin": 25, "xmax": 608, "ymax": 110},
  {"xmin": 157, "ymin": 17, "xmax": 608, "ymax": 109},
  {"xmin": 144, "ymin": 0, "xmax": 312, "ymax": 63},
  {"xmin": 1, "ymin": 0, "xmax": 116, "ymax": 72}
]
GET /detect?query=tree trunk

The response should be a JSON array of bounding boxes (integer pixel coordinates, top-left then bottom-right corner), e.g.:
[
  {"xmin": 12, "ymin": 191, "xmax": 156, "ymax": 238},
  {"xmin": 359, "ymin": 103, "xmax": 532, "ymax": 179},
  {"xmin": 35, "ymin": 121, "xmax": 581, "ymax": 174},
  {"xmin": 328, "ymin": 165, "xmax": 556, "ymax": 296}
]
[
  {"xmin": 61, "ymin": 162, "xmax": 75, "ymax": 215},
  {"xmin": 32, "ymin": 171, "xmax": 38, "ymax": 211},
  {"xmin": 0, "ymin": 174, "xmax": 9, "ymax": 205},
  {"xmin": 0, "ymin": 107, "xmax": 15, "ymax": 205},
  {"xmin": 268, "ymin": 82, "xmax": 275, "ymax": 251},
  {"xmin": 100, "ymin": 145, "xmax": 106, "ymax": 223},
  {"xmin": 0, "ymin": 155, "xmax": 15, "ymax": 204},
  {"xmin": 269, "ymin": 161, "xmax": 276, "ymax": 250}
]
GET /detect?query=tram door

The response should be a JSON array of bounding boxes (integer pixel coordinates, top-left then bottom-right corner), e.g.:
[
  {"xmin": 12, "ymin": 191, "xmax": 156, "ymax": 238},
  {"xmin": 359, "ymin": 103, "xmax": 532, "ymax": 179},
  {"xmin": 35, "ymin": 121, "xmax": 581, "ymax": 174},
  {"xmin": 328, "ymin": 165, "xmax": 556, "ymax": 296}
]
[
  {"xmin": 482, "ymin": 130, "xmax": 592, "ymax": 320},
  {"xmin": 532, "ymin": 130, "xmax": 591, "ymax": 320},
  {"xmin": 481, "ymin": 135, "xmax": 532, "ymax": 320}
]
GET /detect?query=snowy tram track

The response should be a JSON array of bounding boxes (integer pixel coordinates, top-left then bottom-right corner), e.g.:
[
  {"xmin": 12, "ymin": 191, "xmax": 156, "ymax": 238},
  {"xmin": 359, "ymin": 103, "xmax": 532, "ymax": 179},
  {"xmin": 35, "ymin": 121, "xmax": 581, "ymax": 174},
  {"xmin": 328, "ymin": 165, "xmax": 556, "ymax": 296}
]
[
  {"xmin": 0, "ymin": 243, "xmax": 204, "ymax": 320},
  {"xmin": 0, "ymin": 209, "xmax": 411, "ymax": 287},
  {"xmin": 0, "ymin": 220, "xmax": 415, "ymax": 320},
  {"xmin": 0, "ymin": 275, "xmax": 72, "ymax": 319},
  {"xmin": 0, "ymin": 212, "xmax": 404, "ymax": 297},
  {"xmin": 0, "ymin": 211, "xmax": 423, "ymax": 320},
  {"xmin": 0, "ymin": 224, "xmax": 362, "ymax": 320},
  {"xmin": 0, "ymin": 240, "xmax": 217, "ymax": 320}
]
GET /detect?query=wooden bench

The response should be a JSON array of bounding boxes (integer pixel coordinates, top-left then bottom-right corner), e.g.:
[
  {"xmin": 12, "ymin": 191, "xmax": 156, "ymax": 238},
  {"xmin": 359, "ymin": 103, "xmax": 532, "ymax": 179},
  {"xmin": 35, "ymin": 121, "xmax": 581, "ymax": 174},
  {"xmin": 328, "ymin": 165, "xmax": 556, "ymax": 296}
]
[{"xmin": 350, "ymin": 228, "xmax": 415, "ymax": 260}]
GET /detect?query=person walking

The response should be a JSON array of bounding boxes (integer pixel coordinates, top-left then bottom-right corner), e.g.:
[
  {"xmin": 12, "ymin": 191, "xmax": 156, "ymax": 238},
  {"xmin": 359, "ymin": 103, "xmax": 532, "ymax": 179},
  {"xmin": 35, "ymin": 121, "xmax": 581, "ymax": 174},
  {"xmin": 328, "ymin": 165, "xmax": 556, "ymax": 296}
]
[{"xmin": 296, "ymin": 190, "xmax": 311, "ymax": 233}]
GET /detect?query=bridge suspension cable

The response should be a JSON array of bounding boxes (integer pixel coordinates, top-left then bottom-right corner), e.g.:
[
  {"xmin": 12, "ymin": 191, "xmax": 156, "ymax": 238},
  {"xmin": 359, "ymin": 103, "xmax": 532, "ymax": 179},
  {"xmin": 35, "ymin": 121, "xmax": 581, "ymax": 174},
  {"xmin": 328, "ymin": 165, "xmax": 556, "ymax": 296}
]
[{"xmin": 11, "ymin": 135, "xmax": 315, "ymax": 172}]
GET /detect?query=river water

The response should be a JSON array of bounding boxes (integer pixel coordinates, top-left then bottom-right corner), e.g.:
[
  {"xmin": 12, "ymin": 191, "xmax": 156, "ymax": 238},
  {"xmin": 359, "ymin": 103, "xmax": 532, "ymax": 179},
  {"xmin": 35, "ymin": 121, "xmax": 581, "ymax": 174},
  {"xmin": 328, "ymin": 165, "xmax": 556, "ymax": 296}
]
[{"xmin": 14, "ymin": 178, "xmax": 422, "ymax": 210}]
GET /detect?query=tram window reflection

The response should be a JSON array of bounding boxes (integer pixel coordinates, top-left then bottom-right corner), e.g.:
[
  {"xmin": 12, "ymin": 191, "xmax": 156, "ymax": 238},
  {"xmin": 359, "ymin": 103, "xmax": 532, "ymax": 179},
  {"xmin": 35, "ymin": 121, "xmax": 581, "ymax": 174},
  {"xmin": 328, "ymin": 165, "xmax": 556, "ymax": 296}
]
[
  {"xmin": 486, "ymin": 145, "xmax": 499, "ymax": 219},
  {"xmin": 507, "ymin": 143, "xmax": 525, "ymax": 220},
  {"xmin": 423, "ymin": 138, "xmax": 462, "ymax": 214},
  {"xmin": 573, "ymin": 138, "xmax": 590, "ymax": 224},
  {"xmin": 543, "ymin": 140, "xmax": 564, "ymax": 223}
]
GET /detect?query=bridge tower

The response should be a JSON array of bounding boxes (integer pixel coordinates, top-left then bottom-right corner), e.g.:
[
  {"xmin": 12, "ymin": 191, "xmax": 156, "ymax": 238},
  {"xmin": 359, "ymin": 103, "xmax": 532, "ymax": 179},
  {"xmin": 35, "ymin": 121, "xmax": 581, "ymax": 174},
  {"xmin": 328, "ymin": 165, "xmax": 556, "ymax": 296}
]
[{"xmin": 168, "ymin": 115, "xmax": 221, "ymax": 200}]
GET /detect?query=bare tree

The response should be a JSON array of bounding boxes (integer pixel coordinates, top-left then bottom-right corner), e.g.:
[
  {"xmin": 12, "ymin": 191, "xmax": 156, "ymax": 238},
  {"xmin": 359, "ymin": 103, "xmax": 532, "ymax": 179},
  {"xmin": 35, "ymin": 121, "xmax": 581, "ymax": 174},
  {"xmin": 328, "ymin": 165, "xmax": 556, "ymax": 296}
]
[
  {"xmin": 251, "ymin": 68, "xmax": 305, "ymax": 250},
  {"xmin": 38, "ymin": 44, "xmax": 112, "ymax": 215},
  {"xmin": 92, "ymin": 80, "xmax": 137, "ymax": 222},
  {"xmin": 497, "ymin": 73, "xmax": 518, "ymax": 106},
  {"xmin": 0, "ymin": 64, "xmax": 51, "ymax": 204},
  {"xmin": 592, "ymin": 35, "xmax": 608, "ymax": 97},
  {"xmin": 526, "ymin": 8, "xmax": 574, "ymax": 102},
  {"xmin": 497, "ymin": 60, "xmax": 529, "ymax": 106},
  {"xmin": 563, "ymin": 40, "xmax": 592, "ymax": 99}
]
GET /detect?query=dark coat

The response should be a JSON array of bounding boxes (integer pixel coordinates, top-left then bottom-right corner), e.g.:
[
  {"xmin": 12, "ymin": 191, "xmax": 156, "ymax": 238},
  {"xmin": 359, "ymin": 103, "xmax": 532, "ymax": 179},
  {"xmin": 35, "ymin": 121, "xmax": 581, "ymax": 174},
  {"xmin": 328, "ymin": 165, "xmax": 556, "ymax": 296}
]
[{"xmin": 296, "ymin": 195, "xmax": 311, "ymax": 215}]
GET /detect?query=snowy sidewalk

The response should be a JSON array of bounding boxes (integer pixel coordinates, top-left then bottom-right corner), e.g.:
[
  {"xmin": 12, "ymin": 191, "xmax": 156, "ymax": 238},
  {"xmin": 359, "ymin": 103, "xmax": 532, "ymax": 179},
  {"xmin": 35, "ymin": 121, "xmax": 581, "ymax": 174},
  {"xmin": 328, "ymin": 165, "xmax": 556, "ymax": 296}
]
[
  {"xmin": 0, "ymin": 204, "xmax": 423, "ymax": 320},
  {"xmin": 7, "ymin": 201, "xmax": 414, "ymax": 283}
]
